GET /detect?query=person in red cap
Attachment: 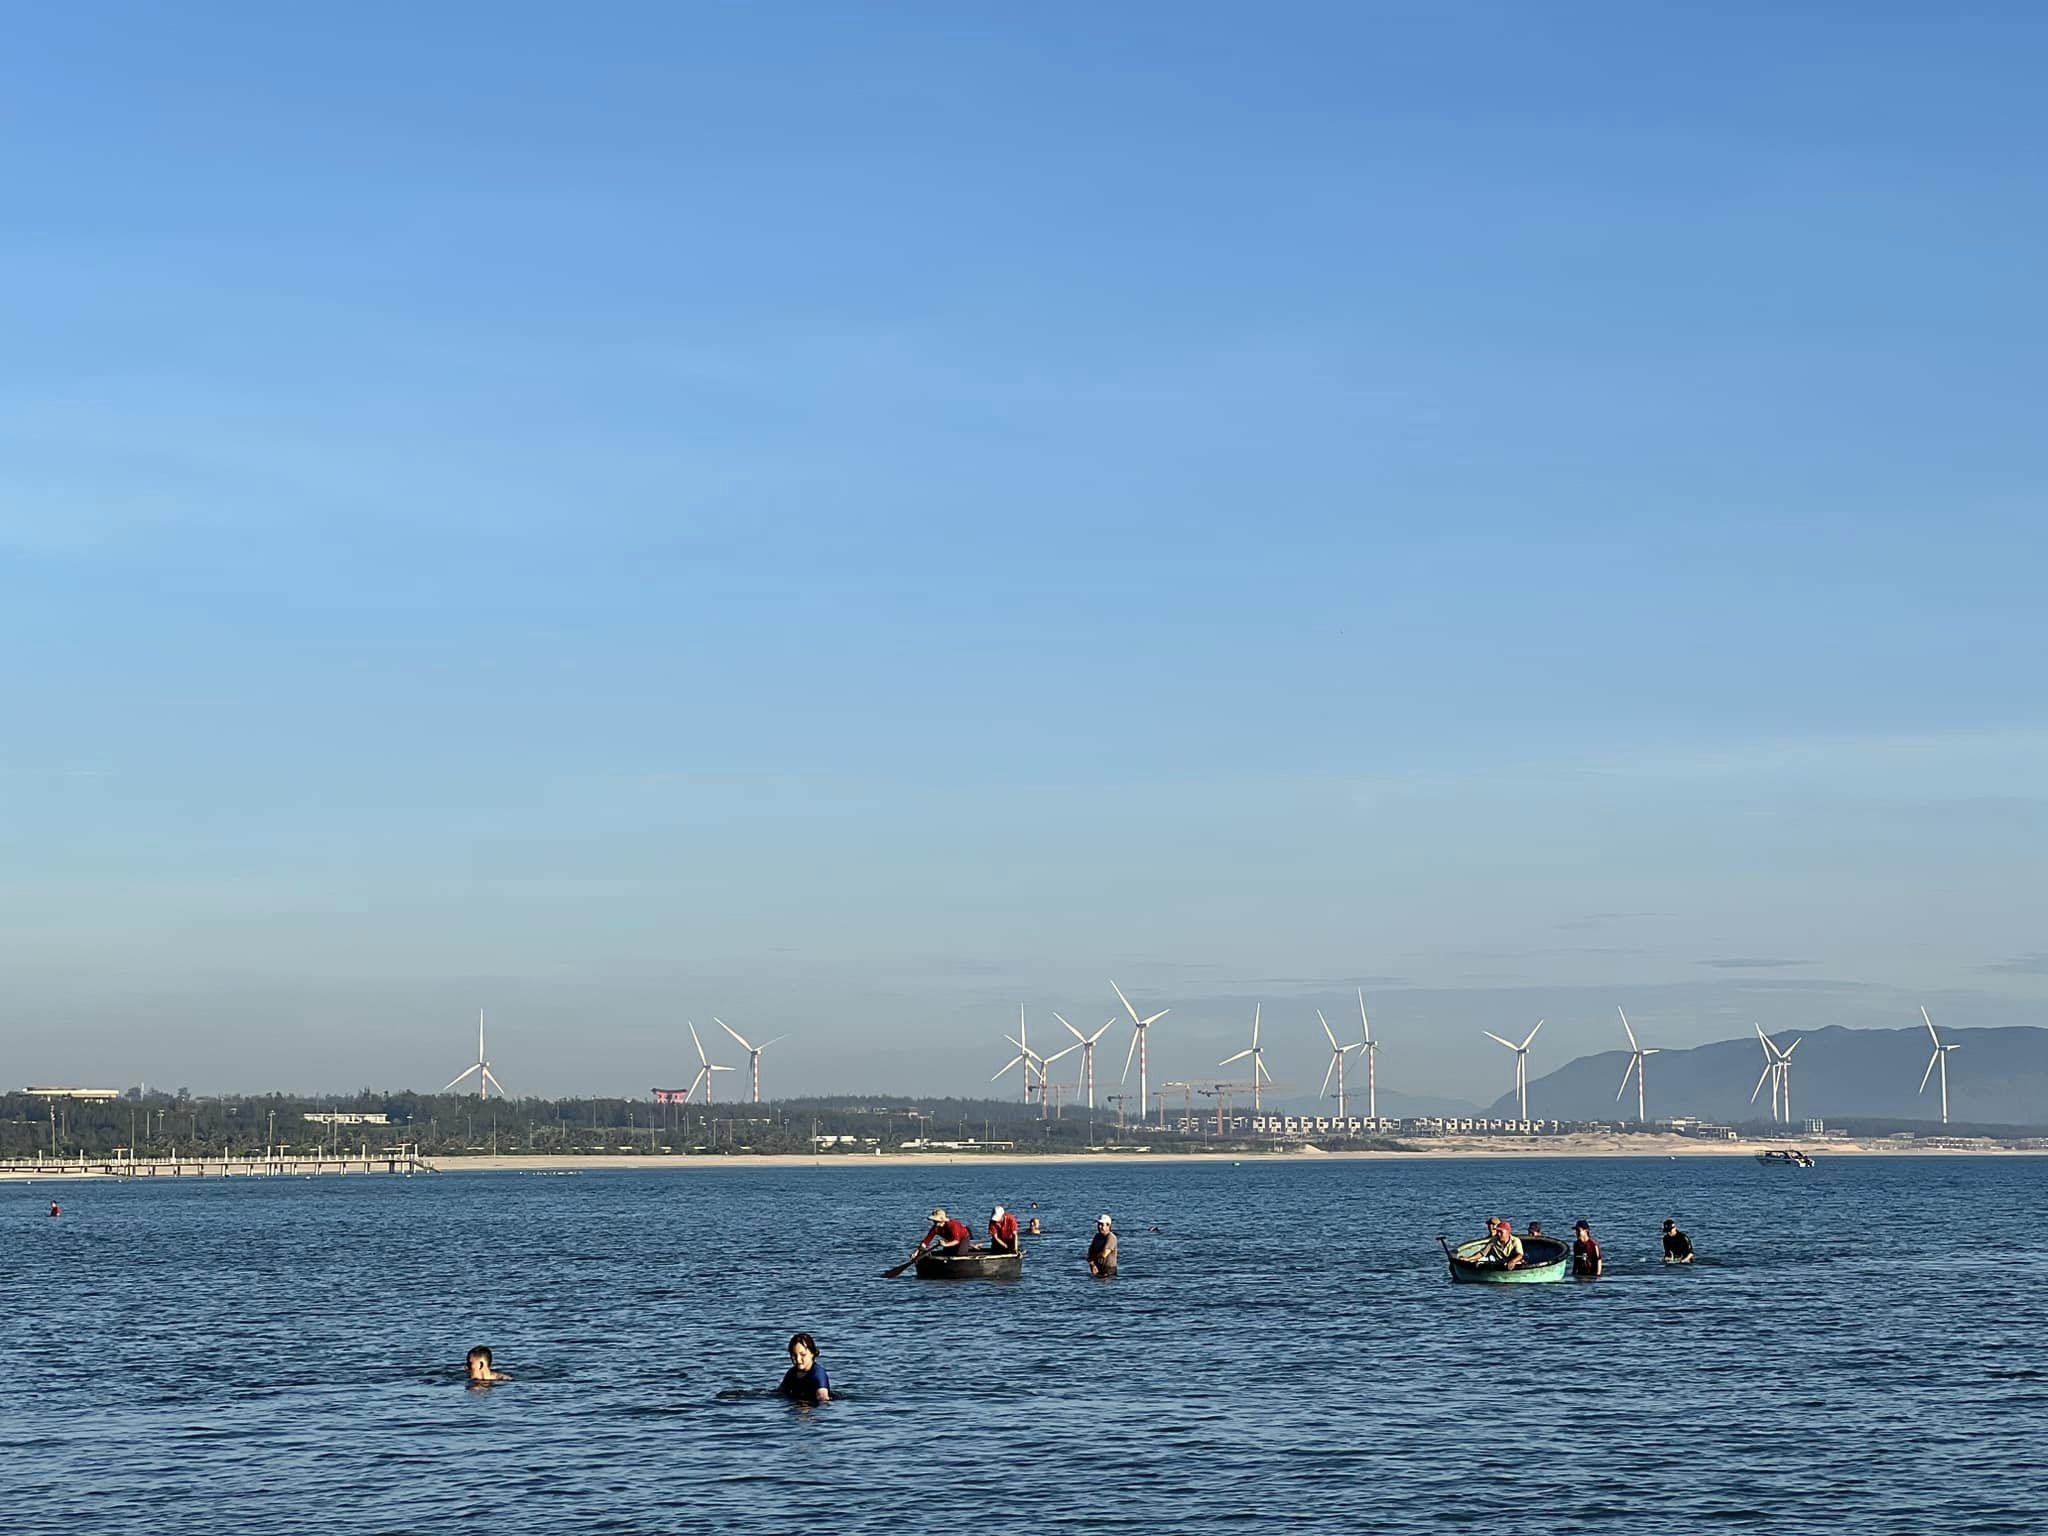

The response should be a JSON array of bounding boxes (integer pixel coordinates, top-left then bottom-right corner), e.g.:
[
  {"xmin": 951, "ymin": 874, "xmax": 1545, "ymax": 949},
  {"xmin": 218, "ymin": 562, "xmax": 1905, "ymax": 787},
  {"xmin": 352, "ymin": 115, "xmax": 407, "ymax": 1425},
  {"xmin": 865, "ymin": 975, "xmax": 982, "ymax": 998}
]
[
  {"xmin": 1481, "ymin": 1216, "xmax": 1525, "ymax": 1270},
  {"xmin": 987, "ymin": 1204, "xmax": 1020, "ymax": 1254}
]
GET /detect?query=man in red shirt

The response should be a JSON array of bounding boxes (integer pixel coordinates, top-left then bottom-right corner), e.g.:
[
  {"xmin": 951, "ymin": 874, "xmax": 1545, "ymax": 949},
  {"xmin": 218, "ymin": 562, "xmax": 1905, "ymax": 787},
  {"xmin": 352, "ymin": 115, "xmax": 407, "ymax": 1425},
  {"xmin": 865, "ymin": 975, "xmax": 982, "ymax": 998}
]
[
  {"xmin": 987, "ymin": 1204, "xmax": 1020, "ymax": 1253},
  {"xmin": 919, "ymin": 1207, "xmax": 972, "ymax": 1256}
]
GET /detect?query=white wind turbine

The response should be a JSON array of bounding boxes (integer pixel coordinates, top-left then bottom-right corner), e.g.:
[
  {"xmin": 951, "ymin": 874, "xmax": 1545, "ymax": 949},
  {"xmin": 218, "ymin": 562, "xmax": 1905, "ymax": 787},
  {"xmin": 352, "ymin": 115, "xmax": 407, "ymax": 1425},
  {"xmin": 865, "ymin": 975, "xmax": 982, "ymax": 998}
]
[
  {"xmin": 1751, "ymin": 1025, "xmax": 1801, "ymax": 1125},
  {"xmin": 716, "ymin": 1018, "xmax": 786, "ymax": 1105},
  {"xmin": 1056, "ymin": 1012, "xmax": 1117, "ymax": 1111},
  {"xmin": 995, "ymin": 1007, "xmax": 1045, "ymax": 1109},
  {"xmin": 1111, "ymin": 981, "xmax": 1170, "ymax": 1125},
  {"xmin": 1317, "ymin": 1009, "xmax": 1361, "ymax": 1119},
  {"xmin": 1615, "ymin": 1006, "xmax": 1659, "ymax": 1125},
  {"xmin": 686, "ymin": 1020, "xmax": 737, "ymax": 1105},
  {"xmin": 1220, "ymin": 1003, "xmax": 1275, "ymax": 1112},
  {"xmin": 1357, "ymin": 989, "xmax": 1381, "ymax": 1122},
  {"xmin": 1038, "ymin": 1039, "xmax": 1081, "ymax": 1116},
  {"xmin": 1919, "ymin": 1006, "xmax": 1961, "ymax": 1126},
  {"xmin": 1483, "ymin": 1020, "xmax": 1543, "ymax": 1121},
  {"xmin": 441, "ymin": 1008, "xmax": 508, "ymax": 1100}
]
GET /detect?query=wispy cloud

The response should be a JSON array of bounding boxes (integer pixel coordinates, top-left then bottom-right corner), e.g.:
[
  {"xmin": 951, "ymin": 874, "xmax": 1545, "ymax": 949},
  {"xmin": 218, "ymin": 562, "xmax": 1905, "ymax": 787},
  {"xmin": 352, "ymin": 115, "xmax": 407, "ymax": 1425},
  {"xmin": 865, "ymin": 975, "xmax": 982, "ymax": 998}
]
[
  {"xmin": 1982, "ymin": 952, "xmax": 2048, "ymax": 976},
  {"xmin": 1699, "ymin": 957, "xmax": 1811, "ymax": 970}
]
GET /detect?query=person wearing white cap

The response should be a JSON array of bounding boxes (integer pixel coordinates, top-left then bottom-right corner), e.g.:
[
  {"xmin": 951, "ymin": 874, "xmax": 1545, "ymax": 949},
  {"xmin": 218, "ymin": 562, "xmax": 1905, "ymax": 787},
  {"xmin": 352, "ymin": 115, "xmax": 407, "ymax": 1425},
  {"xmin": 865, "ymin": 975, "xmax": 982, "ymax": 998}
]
[
  {"xmin": 987, "ymin": 1204, "xmax": 1020, "ymax": 1254},
  {"xmin": 1087, "ymin": 1213, "xmax": 1118, "ymax": 1277}
]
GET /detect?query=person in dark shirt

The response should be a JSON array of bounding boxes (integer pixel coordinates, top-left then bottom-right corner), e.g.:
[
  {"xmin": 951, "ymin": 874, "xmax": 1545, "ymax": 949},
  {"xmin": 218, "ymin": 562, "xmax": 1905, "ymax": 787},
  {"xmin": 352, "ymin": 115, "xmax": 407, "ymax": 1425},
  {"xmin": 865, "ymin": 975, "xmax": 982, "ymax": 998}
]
[
  {"xmin": 1662, "ymin": 1219, "xmax": 1694, "ymax": 1264},
  {"xmin": 1087, "ymin": 1214, "xmax": 1119, "ymax": 1276},
  {"xmin": 920, "ymin": 1208, "xmax": 972, "ymax": 1256},
  {"xmin": 777, "ymin": 1332, "xmax": 831, "ymax": 1404},
  {"xmin": 987, "ymin": 1204, "xmax": 1020, "ymax": 1254},
  {"xmin": 1527, "ymin": 1221, "xmax": 1546, "ymax": 1239},
  {"xmin": 1571, "ymin": 1220, "xmax": 1603, "ymax": 1278}
]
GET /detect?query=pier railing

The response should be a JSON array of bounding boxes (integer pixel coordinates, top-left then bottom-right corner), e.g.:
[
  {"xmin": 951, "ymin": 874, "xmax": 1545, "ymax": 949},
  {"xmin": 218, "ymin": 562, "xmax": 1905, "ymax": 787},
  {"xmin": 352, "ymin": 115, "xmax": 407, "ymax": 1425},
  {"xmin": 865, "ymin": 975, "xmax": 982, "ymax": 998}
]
[{"xmin": 0, "ymin": 1144, "xmax": 436, "ymax": 1179}]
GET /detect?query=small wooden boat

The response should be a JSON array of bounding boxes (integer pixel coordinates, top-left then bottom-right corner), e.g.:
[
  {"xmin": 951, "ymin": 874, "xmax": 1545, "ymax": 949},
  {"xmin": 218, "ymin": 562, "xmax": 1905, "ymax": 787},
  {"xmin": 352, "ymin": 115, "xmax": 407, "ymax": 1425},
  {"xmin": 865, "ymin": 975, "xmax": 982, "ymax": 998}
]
[
  {"xmin": 1441, "ymin": 1234, "xmax": 1571, "ymax": 1284},
  {"xmin": 914, "ymin": 1248, "xmax": 1024, "ymax": 1280},
  {"xmin": 1755, "ymin": 1149, "xmax": 1815, "ymax": 1167}
]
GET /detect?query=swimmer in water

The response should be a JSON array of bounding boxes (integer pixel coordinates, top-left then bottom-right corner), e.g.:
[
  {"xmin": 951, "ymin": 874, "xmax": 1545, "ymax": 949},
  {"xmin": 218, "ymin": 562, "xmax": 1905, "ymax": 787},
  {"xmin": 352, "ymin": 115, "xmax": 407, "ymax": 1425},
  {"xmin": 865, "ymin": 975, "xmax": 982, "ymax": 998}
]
[
  {"xmin": 50, "ymin": 1202, "xmax": 61, "ymax": 1218},
  {"xmin": 466, "ymin": 1346, "xmax": 509, "ymax": 1385},
  {"xmin": 778, "ymin": 1333, "xmax": 831, "ymax": 1404}
]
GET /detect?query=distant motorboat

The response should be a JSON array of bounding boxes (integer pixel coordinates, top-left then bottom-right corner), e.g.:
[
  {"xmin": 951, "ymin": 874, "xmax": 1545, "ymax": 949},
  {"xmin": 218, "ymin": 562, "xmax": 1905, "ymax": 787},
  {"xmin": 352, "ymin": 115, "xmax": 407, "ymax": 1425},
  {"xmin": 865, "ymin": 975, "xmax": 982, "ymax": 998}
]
[{"xmin": 1756, "ymin": 1149, "xmax": 1815, "ymax": 1168}]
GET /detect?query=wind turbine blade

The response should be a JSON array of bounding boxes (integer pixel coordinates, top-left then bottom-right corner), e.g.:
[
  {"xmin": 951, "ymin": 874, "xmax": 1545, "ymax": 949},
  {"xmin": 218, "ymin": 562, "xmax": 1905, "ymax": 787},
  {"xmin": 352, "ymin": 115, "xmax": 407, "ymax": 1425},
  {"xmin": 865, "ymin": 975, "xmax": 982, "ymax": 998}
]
[
  {"xmin": 1319, "ymin": 1009, "xmax": 1339, "ymax": 1051},
  {"xmin": 1919, "ymin": 1052, "xmax": 1939, "ymax": 1094},
  {"xmin": 1922, "ymin": 1006, "xmax": 1940, "ymax": 1046},
  {"xmin": 1056, "ymin": 1012, "xmax": 1086, "ymax": 1043},
  {"xmin": 1044, "ymin": 1043, "xmax": 1080, "ymax": 1065},
  {"xmin": 1120, "ymin": 1027, "xmax": 1141, "ymax": 1083},
  {"xmin": 994, "ymin": 1057, "xmax": 1023, "ymax": 1081},
  {"xmin": 1141, "ymin": 1009, "xmax": 1169, "ymax": 1027},
  {"xmin": 717, "ymin": 1018, "xmax": 753, "ymax": 1052},
  {"xmin": 1520, "ymin": 1019, "xmax": 1544, "ymax": 1050},
  {"xmin": 441, "ymin": 1064, "xmax": 480, "ymax": 1093},
  {"xmin": 1751, "ymin": 1063, "xmax": 1773, "ymax": 1104},
  {"xmin": 758, "ymin": 1035, "xmax": 788, "ymax": 1051},
  {"xmin": 1781, "ymin": 1038, "xmax": 1802, "ymax": 1058},
  {"xmin": 1483, "ymin": 1032, "xmax": 1516, "ymax": 1051},
  {"xmin": 1618, "ymin": 1006, "xmax": 1638, "ymax": 1052},
  {"xmin": 1321, "ymin": 1055, "xmax": 1338, "ymax": 1098},
  {"xmin": 1219, "ymin": 1049, "xmax": 1252, "ymax": 1067},
  {"xmin": 1617, "ymin": 1058, "xmax": 1636, "ymax": 1099},
  {"xmin": 1251, "ymin": 1003, "xmax": 1261, "ymax": 1048},
  {"xmin": 1642, "ymin": 1048, "xmax": 1661, "ymax": 1057},
  {"xmin": 1087, "ymin": 1021, "xmax": 1115, "ymax": 1045},
  {"xmin": 1110, "ymin": 979, "xmax": 1143, "ymax": 1028},
  {"xmin": 1358, "ymin": 988, "xmax": 1372, "ymax": 1043},
  {"xmin": 482, "ymin": 1069, "xmax": 508, "ymax": 1098},
  {"xmin": 689, "ymin": 1020, "xmax": 709, "ymax": 1066},
  {"xmin": 1257, "ymin": 1058, "xmax": 1274, "ymax": 1085}
]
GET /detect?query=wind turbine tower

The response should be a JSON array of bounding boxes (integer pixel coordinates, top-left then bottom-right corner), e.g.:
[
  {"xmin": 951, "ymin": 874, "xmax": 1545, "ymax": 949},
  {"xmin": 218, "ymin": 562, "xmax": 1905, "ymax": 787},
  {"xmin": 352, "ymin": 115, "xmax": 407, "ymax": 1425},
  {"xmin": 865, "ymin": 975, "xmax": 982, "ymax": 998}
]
[
  {"xmin": 1357, "ymin": 989, "xmax": 1380, "ymax": 1121},
  {"xmin": 1111, "ymin": 981, "xmax": 1170, "ymax": 1126},
  {"xmin": 1483, "ymin": 1020, "xmax": 1544, "ymax": 1121},
  {"xmin": 1220, "ymin": 1004, "xmax": 1275, "ymax": 1112},
  {"xmin": 716, "ymin": 1018, "xmax": 786, "ymax": 1105},
  {"xmin": 1615, "ymin": 1006, "xmax": 1660, "ymax": 1125},
  {"xmin": 442, "ymin": 1008, "xmax": 508, "ymax": 1101},
  {"xmin": 686, "ymin": 1021, "xmax": 737, "ymax": 1105},
  {"xmin": 1317, "ymin": 1009, "xmax": 1360, "ymax": 1119},
  {"xmin": 1056, "ymin": 1012, "xmax": 1116, "ymax": 1111},
  {"xmin": 1920, "ymin": 1006, "xmax": 1961, "ymax": 1125}
]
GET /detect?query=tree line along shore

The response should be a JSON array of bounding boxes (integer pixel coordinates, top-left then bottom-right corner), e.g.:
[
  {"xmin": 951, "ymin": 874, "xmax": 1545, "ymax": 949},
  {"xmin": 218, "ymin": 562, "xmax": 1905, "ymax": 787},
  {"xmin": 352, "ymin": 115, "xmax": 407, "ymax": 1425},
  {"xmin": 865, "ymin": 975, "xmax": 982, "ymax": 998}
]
[{"xmin": 7, "ymin": 1090, "xmax": 2040, "ymax": 1165}]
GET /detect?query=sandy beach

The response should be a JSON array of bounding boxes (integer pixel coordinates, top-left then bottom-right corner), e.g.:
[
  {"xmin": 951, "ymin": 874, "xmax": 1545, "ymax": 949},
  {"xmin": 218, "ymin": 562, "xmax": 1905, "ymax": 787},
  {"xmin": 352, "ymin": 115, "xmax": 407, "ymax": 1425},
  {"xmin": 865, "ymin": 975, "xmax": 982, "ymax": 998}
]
[{"xmin": 431, "ymin": 1134, "xmax": 2039, "ymax": 1172}]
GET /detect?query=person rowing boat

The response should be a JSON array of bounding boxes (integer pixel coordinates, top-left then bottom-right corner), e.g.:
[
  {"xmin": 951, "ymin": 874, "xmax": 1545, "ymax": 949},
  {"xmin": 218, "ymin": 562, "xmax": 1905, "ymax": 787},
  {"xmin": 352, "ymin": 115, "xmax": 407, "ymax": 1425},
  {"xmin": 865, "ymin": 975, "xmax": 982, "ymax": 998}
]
[
  {"xmin": 1478, "ymin": 1216, "xmax": 1526, "ymax": 1270},
  {"xmin": 920, "ymin": 1207, "xmax": 973, "ymax": 1257}
]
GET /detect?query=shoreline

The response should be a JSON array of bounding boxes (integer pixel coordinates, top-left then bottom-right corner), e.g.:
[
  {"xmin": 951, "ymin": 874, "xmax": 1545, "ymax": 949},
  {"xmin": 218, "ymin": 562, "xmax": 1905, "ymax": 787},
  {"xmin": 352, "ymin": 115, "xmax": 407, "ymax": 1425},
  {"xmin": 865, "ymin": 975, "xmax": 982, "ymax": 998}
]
[
  {"xmin": 429, "ymin": 1135, "xmax": 2044, "ymax": 1172},
  {"xmin": 8, "ymin": 1136, "xmax": 2038, "ymax": 1182}
]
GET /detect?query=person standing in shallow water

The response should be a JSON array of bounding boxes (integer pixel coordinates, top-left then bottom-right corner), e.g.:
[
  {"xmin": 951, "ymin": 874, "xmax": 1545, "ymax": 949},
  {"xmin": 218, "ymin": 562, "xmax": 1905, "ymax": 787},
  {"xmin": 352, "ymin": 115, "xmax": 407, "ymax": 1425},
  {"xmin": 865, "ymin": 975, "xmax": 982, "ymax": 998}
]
[
  {"xmin": 1087, "ymin": 1214, "xmax": 1118, "ymax": 1276},
  {"xmin": 778, "ymin": 1333, "xmax": 830, "ymax": 1404},
  {"xmin": 1571, "ymin": 1220, "xmax": 1603, "ymax": 1278},
  {"xmin": 1662, "ymin": 1219, "xmax": 1695, "ymax": 1264}
]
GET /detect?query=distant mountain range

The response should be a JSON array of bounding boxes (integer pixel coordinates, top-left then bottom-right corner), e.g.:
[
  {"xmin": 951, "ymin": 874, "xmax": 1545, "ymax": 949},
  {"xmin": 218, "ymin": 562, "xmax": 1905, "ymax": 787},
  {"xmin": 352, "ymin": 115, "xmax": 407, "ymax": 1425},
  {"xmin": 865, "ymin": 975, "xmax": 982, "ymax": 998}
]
[{"xmin": 1483, "ymin": 1023, "xmax": 2048, "ymax": 1126}]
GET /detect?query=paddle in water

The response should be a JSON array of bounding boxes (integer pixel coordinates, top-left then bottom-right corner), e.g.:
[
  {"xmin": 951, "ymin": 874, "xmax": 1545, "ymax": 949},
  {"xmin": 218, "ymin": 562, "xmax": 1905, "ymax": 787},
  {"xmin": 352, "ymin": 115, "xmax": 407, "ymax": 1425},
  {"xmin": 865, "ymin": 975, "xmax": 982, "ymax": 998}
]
[{"xmin": 882, "ymin": 1245, "xmax": 926, "ymax": 1279}]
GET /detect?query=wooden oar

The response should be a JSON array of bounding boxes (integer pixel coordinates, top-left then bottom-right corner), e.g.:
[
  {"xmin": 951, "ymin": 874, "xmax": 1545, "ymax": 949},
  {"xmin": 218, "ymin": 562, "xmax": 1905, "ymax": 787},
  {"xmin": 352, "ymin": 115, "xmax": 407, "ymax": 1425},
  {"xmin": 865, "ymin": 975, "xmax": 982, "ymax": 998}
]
[{"xmin": 882, "ymin": 1244, "xmax": 928, "ymax": 1278}]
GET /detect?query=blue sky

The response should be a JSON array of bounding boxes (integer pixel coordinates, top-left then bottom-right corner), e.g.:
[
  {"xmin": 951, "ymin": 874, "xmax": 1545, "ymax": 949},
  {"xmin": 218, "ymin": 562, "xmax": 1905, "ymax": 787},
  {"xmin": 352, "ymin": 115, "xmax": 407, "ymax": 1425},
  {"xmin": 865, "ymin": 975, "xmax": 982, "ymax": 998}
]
[{"xmin": 3, "ymin": 4, "xmax": 2044, "ymax": 1100}]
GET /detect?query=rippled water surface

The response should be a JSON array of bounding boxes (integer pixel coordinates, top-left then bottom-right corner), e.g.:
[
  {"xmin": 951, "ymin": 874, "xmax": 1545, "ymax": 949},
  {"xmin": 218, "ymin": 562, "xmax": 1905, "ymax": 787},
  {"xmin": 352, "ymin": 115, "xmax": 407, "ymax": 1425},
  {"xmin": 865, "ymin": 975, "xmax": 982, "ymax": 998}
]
[{"xmin": 4, "ymin": 1156, "xmax": 2044, "ymax": 1534}]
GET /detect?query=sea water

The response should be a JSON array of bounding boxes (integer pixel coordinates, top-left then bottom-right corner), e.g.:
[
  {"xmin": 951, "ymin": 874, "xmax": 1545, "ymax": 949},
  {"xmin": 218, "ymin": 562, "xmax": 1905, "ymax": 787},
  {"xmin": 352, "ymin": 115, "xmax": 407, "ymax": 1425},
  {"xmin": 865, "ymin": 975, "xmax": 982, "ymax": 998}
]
[{"xmin": 3, "ymin": 1156, "xmax": 2042, "ymax": 1534}]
